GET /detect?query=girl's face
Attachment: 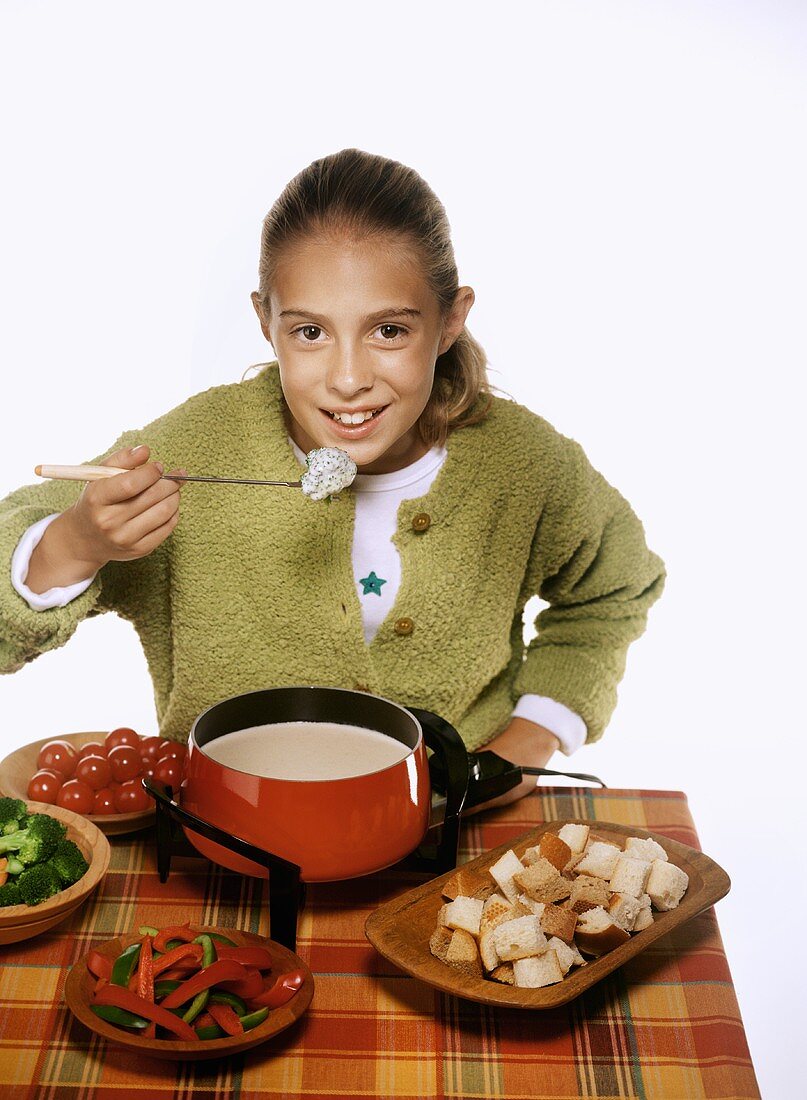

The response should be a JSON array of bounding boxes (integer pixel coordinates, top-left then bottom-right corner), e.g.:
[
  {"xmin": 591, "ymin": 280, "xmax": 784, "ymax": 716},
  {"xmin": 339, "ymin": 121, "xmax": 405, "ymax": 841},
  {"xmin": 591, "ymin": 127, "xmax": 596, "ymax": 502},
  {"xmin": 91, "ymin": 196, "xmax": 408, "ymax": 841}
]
[{"xmin": 253, "ymin": 234, "xmax": 474, "ymax": 474}]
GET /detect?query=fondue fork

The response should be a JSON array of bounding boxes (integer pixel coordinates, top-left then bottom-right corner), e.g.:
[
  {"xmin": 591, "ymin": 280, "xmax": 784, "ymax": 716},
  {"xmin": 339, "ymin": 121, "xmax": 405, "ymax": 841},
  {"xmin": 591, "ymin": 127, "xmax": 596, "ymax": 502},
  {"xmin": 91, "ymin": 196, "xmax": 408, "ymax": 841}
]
[{"xmin": 34, "ymin": 464, "xmax": 303, "ymax": 488}]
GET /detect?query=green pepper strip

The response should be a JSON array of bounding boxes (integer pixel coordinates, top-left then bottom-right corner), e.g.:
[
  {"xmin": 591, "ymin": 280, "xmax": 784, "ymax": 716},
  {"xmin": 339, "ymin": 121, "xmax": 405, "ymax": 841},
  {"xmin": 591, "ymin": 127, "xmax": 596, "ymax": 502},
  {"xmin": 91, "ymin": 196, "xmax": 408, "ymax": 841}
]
[
  {"xmin": 195, "ymin": 1006, "xmax": 269, "ymax": 1040},
  {"xmin": 153, "ymin": 979, "xmax": 181, "ymax": 999},
  {"xmin": 91, "ymin": 1004, "xmax": 150, "ymax": 1030},
  {"xmin": 110, "ymin": 943, "xmax": 142, "ymax": 987},
  {"xmin": 138, "ymin": 925, "xmax": 159, "ymax": 937},
  {"xmin": 208, "ymin": 990, "xmax": 248, "ymax": 1016},
  {"xmin": 205, "ymin": 932, "xmax": 237, "ymax": 946},
  {"xmin": 164, "ymin": 938, "xmax": 185, "ymax": 951},
  {"xmin": 181, "ymin": 934, "xmax": 217, "ymax": 1024}
]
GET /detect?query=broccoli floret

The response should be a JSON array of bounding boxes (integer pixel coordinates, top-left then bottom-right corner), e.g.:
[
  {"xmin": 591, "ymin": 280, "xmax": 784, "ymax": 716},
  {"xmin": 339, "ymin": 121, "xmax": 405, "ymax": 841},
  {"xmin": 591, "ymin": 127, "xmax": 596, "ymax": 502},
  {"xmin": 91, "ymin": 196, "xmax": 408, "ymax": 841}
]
[
  {"xmin": 17, "ymin": 863, "xmax": 62, "ymax": 906},
  {"xmin": 0, "ymin": 797, "xmax": 27, "ymax": 835},
  {"xmin": 48, "ymin": 839, "xmax": 89, "ymax": 887},
  {"xmin": 5, "ymin": 856, "xmax": 24, "ymax": 875},
  {"xmin": 0, "ymin": 812, "xmax": 67, "ymax": 864},
  {"xmin": 0, "ymin": 881, "xmax": 23, "ymax": 906}
]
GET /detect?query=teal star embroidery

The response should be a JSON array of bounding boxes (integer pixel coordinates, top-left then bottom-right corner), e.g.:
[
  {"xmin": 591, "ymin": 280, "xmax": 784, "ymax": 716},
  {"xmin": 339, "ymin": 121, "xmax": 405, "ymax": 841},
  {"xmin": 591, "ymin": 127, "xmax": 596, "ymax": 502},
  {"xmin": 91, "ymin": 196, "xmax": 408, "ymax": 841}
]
[{"xmin": 359, "ymin": 571, "xmax": 387, "ymax": 597}]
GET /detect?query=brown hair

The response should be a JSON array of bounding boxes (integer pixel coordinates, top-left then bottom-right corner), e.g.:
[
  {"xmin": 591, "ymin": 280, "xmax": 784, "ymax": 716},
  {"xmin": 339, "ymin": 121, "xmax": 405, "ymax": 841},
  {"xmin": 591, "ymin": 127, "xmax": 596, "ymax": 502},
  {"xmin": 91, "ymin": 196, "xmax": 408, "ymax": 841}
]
[{"xmin": 252, "ymin": 148, "xmax": 496, "ymax": 448}]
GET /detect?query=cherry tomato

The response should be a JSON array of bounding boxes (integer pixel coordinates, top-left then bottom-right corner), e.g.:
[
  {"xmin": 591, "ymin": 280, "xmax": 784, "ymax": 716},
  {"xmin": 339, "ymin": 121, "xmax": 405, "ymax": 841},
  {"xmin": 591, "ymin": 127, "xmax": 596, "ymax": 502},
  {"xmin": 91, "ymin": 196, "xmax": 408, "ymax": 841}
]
[
  {"xmin": 113, "ymin": 780, "xmax": 151, "ymax": 813},
  {"xmin": 153, "ymin": 757, "xmax": 183, "ymax": 788},
  {"xmin": 105, "ymin": 727, "xmax": 140, "ymax": 752},
  {"xmin": 37, "ymin": 740, "xmax": 78, "ymax": 778},
  {"xmin": 27, "ymin": 769, "xmax": 64, "ymax": 803},
  {"xmin": 92, "ymin": 788, "xmax": 117, "ymax": 815},
  {"xmin": 56, "ymin": 778, "xmax": 95, "ymax": 814},
  {"xmin": 78, "ymin": 741, "xmax": 107, "ymax": 759},
  {"xmin": 157, "ymin": 743, "xmax": 187, "ymax": 765},
  {"xmin": 107, "ymin": 744, "xmax": 143, "ymax": 783},
  {"xmin": 141, "ymin": 764, "xmax": 156, "ymax": 779},
  {"xmin": 139, "ymin": 735, "xmax": 164, "ymax": 761},
  {"xmin": 75, "ymin": 754, "xmax": 112, "ymax": 791}
]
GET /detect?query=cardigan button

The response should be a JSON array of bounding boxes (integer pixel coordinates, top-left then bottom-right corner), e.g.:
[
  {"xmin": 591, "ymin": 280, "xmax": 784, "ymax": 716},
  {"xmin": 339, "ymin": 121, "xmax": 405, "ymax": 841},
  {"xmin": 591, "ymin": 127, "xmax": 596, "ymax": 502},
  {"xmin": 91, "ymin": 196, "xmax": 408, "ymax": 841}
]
[
  {"xmin": 354, "ymin": 682, "xmax": 370, "ymax": 692},
  {"xmin": 412, "ymin": 512, "xmax": 431, "ymax": 532},
  {"xmin": 394, "ymin": 617, "xmax": 415, "ymax": 636}
]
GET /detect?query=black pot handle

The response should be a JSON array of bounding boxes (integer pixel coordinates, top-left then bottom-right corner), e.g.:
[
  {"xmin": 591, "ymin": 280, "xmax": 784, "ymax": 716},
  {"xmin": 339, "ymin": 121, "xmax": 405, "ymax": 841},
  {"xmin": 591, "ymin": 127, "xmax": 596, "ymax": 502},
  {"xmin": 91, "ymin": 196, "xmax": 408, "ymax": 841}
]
[{"xmin": 404, "ymin": 706, "xmax": 470, "ymax": 874}]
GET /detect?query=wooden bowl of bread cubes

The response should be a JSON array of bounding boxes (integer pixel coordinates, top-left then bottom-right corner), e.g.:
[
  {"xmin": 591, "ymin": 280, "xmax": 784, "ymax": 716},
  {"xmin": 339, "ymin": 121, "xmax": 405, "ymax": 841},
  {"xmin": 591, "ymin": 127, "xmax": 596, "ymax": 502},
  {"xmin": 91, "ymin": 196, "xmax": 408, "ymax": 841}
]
[{"xmin": 365, "ymin": 820, "xmax": 730, "ymax": 1008}]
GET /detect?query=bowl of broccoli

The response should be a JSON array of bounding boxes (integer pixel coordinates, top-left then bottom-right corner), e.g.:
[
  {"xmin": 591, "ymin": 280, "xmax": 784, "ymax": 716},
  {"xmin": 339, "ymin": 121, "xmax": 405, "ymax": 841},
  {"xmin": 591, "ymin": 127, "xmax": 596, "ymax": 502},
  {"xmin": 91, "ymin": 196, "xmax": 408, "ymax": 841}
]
[{"xmin": 0, "ymin": 797, "xmax": 111, "ymax": 943}]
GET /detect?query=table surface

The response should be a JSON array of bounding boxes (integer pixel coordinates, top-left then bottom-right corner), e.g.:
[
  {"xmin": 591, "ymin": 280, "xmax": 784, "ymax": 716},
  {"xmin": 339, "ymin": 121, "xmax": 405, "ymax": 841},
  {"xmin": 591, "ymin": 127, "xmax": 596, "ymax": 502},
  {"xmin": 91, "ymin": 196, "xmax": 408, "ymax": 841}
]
[{"xmin": 0, "ymin": 787, "xmax": 760, "ymax": 1100}]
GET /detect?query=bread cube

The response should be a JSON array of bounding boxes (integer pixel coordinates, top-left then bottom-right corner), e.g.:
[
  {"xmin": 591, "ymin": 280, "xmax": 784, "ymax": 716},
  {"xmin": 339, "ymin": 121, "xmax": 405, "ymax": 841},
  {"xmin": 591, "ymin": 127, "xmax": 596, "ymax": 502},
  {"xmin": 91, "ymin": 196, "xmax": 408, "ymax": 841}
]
[
  {"xmin": 429, "ymin": 924, "xmax": 453, "ymax": 963},
  {"xmin": 574, "ymin": 841, "xmax": 622, "ymax": 880},
  {"xmin": 443, "ymin": 896, "xmax": 484, "ymax": 936},
  {"xmin": 513, "ymin": 857, "xmax": 572, "ymax": 903},
  {"xmin": 513, "ymin": 950, "xmax": 564, "ymax": 988},
  {"xmin": 609, "ymin": 855, "xmax": 651, "ymax": 898},
  {"xmin": 488, "ymin": 849, "xmax": 525, "ymax": 903},
  {"xmin": 646, "ymin": 860, "xmax": 689, "ymax": 911},
  {"xmin": 493, "ymin": 915, "xmax": 548, "ymax": 961},
  {"xmin": 607, "ymin": 892, "xmax": 644, "ymax": 931},
  {"xmin": 445, "ymin": 928, "xmax": 483, "ymax": 977},
  {"xmin": 538, "ymin": 832, "xmax": 572, "ymax": 871},
  {"xmin": 625, "ymin": 836, "xmax": 668, "ymax": 863},
  {"xmin": 490, "ymin": 963, "xmax": 515, "ymax": 985},
  {"xmin": 546, "ymin": 936, "xmax": 576, "ymax": 975},
  {"xmin": 479, "ymin": 928, "xmax": 500, "ymax": 971},
  {"xmin": 558, "ymin": 823, "xmax": 590, "ymax": 854},
  {"xmin": 540, "ymin": 903, "xmax": 578, "ymax": 944},
  {"xmin": 517, "ymin": 894, "xmax": 546, "ymax": 918},
  {"xmin": 568, "ymin": 874, "xmax": 610, "ymax": 914},
  {"xmin": 633, "ymin": 894, "xmax": 654, "ymax": 931},
  {"xmin": 574, "ymin": 906, "xmax": 631, "ymax": 956},
  {"xmin": 521, "ymin": 845, "xmax": 542, "ymax": 866}
]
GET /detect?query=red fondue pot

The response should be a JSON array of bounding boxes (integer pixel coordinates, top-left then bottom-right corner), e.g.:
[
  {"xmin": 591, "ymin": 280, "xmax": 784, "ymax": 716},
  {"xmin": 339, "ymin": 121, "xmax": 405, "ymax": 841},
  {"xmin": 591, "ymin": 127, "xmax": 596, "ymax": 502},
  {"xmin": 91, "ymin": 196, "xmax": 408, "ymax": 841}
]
[{"xmin": 180, "ymin": 686, "xmax": 459, "ymax": 882}]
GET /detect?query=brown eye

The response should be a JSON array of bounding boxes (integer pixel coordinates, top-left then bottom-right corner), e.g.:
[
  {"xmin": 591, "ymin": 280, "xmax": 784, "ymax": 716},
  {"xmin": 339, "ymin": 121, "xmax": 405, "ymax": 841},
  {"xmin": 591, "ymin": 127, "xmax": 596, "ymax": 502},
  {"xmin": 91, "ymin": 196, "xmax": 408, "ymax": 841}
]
[
  {"xmin": 301, "ymin": 325, "xmax": 322, "ymax": 341},
  {"xmin": 378, "ymin": 324, "xmax": 406, "ymax": 341}
]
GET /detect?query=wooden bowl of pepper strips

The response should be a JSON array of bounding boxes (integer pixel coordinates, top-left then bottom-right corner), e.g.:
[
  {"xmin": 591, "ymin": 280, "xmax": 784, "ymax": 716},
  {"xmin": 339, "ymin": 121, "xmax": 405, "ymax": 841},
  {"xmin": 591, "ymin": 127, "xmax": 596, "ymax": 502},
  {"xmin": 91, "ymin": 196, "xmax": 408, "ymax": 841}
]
[{"xmin": 63, "ymin": 922, "xmax": 314, "ymax": 1059}]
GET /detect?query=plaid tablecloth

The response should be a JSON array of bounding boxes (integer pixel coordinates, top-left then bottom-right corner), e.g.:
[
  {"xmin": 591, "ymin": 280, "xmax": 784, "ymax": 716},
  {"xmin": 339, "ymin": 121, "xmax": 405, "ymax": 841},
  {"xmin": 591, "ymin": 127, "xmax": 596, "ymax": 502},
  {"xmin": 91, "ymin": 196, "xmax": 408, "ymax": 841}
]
[{"xmin": 0, "ymin": 788, "xmax": 760, "ymax": 1100}]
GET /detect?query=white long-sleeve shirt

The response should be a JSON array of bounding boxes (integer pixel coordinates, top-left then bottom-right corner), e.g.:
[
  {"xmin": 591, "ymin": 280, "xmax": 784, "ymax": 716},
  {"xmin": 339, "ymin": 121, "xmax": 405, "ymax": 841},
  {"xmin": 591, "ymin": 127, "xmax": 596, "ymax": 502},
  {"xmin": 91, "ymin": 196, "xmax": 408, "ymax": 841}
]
[{"xmin": 10, "ymin": 439, "xmax": 587, "ymax": 755}]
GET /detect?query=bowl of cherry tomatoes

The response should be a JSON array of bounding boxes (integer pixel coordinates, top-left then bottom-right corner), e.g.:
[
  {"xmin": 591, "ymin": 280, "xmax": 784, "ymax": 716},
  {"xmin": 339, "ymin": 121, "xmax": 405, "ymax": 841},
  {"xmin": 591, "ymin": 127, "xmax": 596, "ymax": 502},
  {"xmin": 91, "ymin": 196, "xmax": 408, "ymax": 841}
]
[{"xmin": 0, "ymin": 729, "xmax": 188, "ymax": 835}]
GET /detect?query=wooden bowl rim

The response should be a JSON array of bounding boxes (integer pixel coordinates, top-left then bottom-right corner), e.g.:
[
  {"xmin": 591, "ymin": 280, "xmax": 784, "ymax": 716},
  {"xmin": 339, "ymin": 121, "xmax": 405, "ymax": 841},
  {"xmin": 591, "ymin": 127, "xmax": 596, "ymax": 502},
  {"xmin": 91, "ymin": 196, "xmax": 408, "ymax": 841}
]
[
  {"xmin": 365, "ymin": 819, "xmax": 731, "ymax": 1009},
  {"xmin": 64, "ymin": 926, "xmax": 315, "ymax": 1059},
  {"xmin": 0, "ymin": 800, "xmax": 110, "ymax": 929}
]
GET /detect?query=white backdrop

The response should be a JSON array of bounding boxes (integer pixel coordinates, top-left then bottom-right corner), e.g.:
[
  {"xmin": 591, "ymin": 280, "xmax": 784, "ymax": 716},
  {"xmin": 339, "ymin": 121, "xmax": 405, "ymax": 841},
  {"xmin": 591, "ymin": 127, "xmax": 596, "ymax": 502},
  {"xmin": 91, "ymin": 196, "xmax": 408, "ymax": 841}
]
[{"xmin": 1, "ymin": 1, "xmax": 804, "ymax": 1094}]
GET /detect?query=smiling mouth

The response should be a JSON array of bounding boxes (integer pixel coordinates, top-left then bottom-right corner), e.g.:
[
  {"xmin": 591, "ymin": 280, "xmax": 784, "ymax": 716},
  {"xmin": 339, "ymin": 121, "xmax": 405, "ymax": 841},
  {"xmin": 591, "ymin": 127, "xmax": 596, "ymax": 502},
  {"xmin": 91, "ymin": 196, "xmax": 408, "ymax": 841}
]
[{"xmin": 322, "ymin": 406, "xmax": 387, "ymax": 425}]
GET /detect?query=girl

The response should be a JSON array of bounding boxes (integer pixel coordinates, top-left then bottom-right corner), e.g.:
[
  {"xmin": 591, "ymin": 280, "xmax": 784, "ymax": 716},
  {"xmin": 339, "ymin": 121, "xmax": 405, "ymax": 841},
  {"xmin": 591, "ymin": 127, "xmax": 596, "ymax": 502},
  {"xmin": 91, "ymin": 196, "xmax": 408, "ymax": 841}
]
[{"xmin": 0, "ymin": 148, "xmax": 665, "ymax": 808}]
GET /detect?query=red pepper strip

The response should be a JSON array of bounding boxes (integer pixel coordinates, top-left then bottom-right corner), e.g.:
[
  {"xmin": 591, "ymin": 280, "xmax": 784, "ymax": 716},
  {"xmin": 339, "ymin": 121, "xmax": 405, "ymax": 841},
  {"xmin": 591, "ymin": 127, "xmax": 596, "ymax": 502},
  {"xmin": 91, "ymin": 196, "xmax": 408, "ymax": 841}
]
[
  {"xmin": 152, "ymin": 943, "xmax": 203, "ymax": 977},
  {"xmin": 247, "ymin": 969, "xmax": 306, "ymax": 1009},
  {"xmin": 206, "ymin": 1002, "xmax": 244, "ymax": 1036},
  {"xmin": 143, "ymin": 1021, "xmax": 156, "ymax": 1039},
  {"xmin": 196, "ymin": 1011, "xmax": 217, "ymax": 1029},
  {"xmin": 138, "ymin": 934, "xmax": 154, "ymax": 1003},
  {"xmin": 160, "ymin": 960, "xmax": 248, "ymax": 1010},
  {"xmin": 86, "ymin": 950, "xmax": 113, "ymax": 981},
  {"xmin": 214, "ymin": 946, "xmax": 274, "ymax": 970},
  {"xmin": 157, "ymin": 966, "xmax": 199, "ymax": 982},
  {"xmin": 93, "ymin": 984, "xmax": 198, "ymax": 1040},
  {"xmin": 94, "ymin": 976, "xmax": 108, "ymax": 994},
  {"xmin": 216, "ymin": 967, "xmax": 264, "ymax": 1000},
  {"xmin": 153, "ymin": 923, "xmax": 196, "ymax": 953}
]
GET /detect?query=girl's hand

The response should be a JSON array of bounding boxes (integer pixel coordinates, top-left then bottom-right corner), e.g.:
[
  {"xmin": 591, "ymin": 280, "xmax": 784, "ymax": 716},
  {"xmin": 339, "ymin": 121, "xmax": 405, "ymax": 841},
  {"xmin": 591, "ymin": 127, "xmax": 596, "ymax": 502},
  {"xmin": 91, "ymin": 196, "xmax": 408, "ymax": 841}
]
[
  {"xmin": 25, "ymin": 445, "xmax": 186, "ymax": 593},
  {"xmin": 464, "ymin": 717, "xmax": 560, "ymax": 816}
]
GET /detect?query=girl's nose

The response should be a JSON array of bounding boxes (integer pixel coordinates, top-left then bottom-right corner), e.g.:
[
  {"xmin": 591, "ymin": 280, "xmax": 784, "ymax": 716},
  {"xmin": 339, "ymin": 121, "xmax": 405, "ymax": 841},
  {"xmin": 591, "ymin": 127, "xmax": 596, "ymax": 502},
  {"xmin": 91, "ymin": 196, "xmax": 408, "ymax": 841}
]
[{"xmin": 326, "ymin": 353, "xmax": 375, "ymax": 396}]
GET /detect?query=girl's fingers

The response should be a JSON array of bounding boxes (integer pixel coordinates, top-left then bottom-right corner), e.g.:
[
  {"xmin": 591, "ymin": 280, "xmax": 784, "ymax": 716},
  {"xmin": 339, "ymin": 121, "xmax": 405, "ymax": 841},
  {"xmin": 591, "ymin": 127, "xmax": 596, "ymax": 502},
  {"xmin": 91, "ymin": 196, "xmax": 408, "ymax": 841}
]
[
  {"xmin": 115, "ymin": 493, "xmax": 181, "ymax": 551},
  {"xmin": 111, "ymin": 467, "xmax": 183, "ymax": 519},
  {"xmin": 127, "ymin": 508, "xmax": 181, "ymax": 558}
]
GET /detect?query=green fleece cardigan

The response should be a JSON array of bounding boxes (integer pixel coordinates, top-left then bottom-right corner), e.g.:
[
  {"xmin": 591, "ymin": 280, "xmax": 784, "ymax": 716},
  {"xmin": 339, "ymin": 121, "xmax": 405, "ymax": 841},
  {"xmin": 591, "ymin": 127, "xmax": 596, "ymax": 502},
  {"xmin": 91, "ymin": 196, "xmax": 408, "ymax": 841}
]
[{"xmin": 0, "ymin": 363, "xmax": 665, "ymax": 749}]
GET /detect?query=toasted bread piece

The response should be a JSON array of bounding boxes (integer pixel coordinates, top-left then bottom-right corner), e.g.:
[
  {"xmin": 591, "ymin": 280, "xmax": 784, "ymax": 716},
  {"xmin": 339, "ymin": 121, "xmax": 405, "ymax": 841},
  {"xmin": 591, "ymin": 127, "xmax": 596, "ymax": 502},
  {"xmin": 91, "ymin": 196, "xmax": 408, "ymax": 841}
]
[
  {"xmin": 443, "ymin": 896, "xmax": 484, "ymax": 936},
  {"xmin": 546, "ymin": 935, "xmax": 576, "ymax": 975},
  {"xmin": 646, "ymin": 859, "xmax": 689, "ymax": 911},
  {"xmin": 568, "ymin": 874, "xmax": 610, "ymax": 914},
  {"xmin": 490, "ymin": 963, "xmax": 515, "ymax": 985},
  {"xmin": 513, "ymin": 950, "xmax": 564, "ymax": 988},
  {"xmin": 437, "ymin": 903, "xmax": 450, "ymax": 927},
  {"xmin": 513, "ymin": 857, "xmax": 572, "ymax": 903},
  {"xmin": 538, "ymin": 832, "xmax": 573, "ymax": 871},
  {"xmin": 574, "ymin": 841, "xmax": 622, "ymax": 880},
  {"xmin": 493, "ymin": 915, "xmax": 548, "ymax": 961},
  {"xmin": 633, "ymin": 897, "xmax": 654, "ymax": 931},
  {"xmin": 575, "ymin": 905, "xmax": 631, "ymax": 956},
  {"xmin": 480, "ymin": 893, "xmax": 517, "ymax": 934},
  {"xmin": 488, "ymin": 849, "xmax": 526, "ymax": 903},
  {"xmin": 607, "ymin": 891, "xmax": 644, "ymax": 932},
  {"xmin": 517, "ymin": 893, "xmax": 546, "ymax": 918},
  {"xmin": 625, "ymin": 836, "xmax": 668, "ymax": 863},
  {"xmin": 540, "ymin": 903, "xmax": 578, "ymax": 944},
  {"xmin": 445, "ymin": 928, "xmax": 483, "ymax": 977},
  {"xmin": 558, "ymin": 823, "xmax": 590, "ymax": 854},
  {"xmin": 609, "ymin": 855, "xmax": 652, "ymax": 898},
  {"xmin": 521, "ymin": 845, "xmax": 542, "ymax": 866},
  {"xmin": 429, "ymin": 924, "xmax": 454, "ymax": 963}
]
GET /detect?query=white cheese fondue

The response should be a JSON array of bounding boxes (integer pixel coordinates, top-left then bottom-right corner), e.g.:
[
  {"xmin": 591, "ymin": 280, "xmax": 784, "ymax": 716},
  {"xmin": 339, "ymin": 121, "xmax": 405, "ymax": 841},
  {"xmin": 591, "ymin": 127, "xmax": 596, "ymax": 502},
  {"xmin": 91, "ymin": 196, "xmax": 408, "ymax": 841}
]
[{"xmin": 201, "ymin": 720, "xmax": 412, "ymax": 781}]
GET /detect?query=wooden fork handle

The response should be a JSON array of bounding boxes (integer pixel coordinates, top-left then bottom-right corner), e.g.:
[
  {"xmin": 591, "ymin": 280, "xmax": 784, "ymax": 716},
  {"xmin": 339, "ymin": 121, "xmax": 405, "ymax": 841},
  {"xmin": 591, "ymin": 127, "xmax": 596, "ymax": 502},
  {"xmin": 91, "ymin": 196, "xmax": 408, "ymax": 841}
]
[{"xmin": 34, "ymin": 464, "xmax": 129, "ymax": 481}]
